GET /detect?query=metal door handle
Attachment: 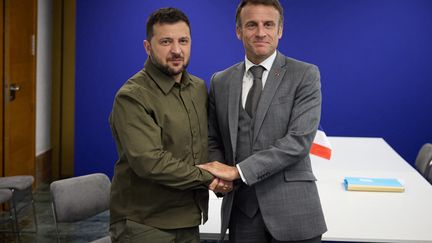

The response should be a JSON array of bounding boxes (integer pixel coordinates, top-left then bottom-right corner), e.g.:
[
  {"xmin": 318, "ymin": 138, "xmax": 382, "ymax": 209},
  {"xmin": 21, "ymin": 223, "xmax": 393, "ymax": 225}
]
[
  {"xmin": 9, "ymin": 83, "xmax": 21, "ymax": 101},
  {"xmin": 10, "ymin": 84, "xmax": 20, "ymax": 91}
]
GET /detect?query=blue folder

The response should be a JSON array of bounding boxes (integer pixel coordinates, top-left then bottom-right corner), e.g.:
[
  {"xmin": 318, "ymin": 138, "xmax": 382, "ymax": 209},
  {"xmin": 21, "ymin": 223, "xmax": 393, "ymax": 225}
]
[{"xmin": 344, "ymin": 177, "xmax": 405, "ymax": 192}]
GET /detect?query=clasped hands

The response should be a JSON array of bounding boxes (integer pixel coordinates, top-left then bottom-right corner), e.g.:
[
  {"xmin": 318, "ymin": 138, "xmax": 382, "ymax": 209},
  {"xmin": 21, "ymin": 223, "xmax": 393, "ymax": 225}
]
[{"xmin": 197, "ymin": 161, "xmax": 240, "ymax": 194}]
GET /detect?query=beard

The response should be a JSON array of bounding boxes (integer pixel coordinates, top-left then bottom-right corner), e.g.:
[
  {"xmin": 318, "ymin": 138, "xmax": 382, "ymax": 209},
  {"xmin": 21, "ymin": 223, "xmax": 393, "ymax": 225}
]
[{"xmin": 150, "ymin": 52, "xmax": 189, "ymax": 77}]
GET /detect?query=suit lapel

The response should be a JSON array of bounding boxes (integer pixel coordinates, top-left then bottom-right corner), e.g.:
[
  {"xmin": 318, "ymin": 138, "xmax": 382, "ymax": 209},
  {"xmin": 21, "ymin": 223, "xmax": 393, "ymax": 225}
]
[
  {"xmin": 253, "ymin": 52, "xmax": 287, "ymax": 144},
  {"xmin": 228, "ymin": 63, "xmax": 245, "ymax": 162}
]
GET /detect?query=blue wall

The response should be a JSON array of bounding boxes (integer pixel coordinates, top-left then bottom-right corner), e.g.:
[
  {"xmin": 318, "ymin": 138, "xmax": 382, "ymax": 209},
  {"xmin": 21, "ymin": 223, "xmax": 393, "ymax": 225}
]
[{"xmin": 75, "ymin": 0, "xmax": 432, "ymax": 177}]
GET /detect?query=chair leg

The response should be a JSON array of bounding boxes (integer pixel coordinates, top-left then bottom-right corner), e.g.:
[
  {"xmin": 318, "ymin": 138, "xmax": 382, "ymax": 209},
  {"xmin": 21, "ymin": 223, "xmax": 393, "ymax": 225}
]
[
  {"xmin": 11, "ymin": 189, "xmax": 20, "ymax": 236},
  {"xmin": 10, "ymin": 201, "xmax": 20, "ymax": 243},
  {"xmin": 30, "ymin": 192, "xmax": 38, "ymax": 233},
  {"xmin": 52, "ymin": 202, "xmax": 60, "ymax": 243},
  {"xmin": 10, "ymin": 197, "xmax": 21, "ymax": 243}
]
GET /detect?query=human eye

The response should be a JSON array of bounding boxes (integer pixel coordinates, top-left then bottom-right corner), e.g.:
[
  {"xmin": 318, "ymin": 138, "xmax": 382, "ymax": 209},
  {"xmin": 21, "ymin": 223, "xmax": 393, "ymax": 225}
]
[
  {"xmin": 159, "ymin": 38, "xmax": 172, "ymax": 45},
  {"xmin": 264, "ymin": 21, "xmax": 276, "ymax": 29},
  {"xmin": 245, "ymin": 22, "xmax": 257, "ymax": 30},
  {"xmin": 179, "ymin": 37, "xmax": 190, "ymax": 45}
]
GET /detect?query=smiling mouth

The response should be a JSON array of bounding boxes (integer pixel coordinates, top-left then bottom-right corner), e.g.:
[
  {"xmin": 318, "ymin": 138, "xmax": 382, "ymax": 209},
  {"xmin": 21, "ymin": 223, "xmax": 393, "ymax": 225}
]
[{"xmin": 254, "ymin": 42, "xmax": 268, "ymax": 46}]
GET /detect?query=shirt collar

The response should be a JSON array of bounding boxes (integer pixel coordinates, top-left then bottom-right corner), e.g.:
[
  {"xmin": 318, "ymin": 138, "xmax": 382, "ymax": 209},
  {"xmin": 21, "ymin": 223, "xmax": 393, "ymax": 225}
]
[
  {"xmin": 144, "ymin": 59, "xmax": 191, "ymax": 95},
  {"xmin": 244, "ymin": 50, "xmax": 277, "ymax": 73}
]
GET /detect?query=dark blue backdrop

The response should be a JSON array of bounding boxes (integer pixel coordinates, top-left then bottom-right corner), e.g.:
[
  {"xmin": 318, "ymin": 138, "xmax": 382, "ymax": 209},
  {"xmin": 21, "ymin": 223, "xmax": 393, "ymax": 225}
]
[{"xmin": 75, "ymin": 0, "xmax": 432, "ymax": 177}]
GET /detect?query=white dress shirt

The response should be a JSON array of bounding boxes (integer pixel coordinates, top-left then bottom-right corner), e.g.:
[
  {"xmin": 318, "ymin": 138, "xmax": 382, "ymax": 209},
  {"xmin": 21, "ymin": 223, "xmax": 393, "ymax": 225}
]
[{"xmin": 241, "ymin": 51, "xmax": 277, "ymax": 108}]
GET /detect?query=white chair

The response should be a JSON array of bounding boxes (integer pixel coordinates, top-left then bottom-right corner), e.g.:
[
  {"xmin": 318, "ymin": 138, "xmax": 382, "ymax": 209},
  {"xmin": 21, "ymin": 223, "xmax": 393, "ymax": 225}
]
[{"xmin": 50, "ymin": 173, "xmax": 111, "ymax": 243}]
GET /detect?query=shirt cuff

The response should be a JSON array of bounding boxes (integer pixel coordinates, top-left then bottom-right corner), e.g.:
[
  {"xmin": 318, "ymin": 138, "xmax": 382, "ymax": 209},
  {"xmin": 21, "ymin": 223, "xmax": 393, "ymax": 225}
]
[{"xmin": 236, "ymin": 164, "xmax": 248, "ymax": 185}]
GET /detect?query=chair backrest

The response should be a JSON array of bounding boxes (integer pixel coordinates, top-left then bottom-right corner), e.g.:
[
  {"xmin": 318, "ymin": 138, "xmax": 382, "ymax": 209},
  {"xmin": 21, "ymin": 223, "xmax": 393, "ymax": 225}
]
[
  {"xmin": 0, "ymin": 188, "xmax": 12, "ymax": 204},
  {"xmin": 50, "ymin": 173, "xmax": 111, "ymax": 223},
  {"xmin": 415, "ymin": 143, "xmax": 432, "ymax": 176}
]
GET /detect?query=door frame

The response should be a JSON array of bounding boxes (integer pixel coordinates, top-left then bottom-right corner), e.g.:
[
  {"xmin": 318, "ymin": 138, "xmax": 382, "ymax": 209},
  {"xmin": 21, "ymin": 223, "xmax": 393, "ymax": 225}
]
[
  {"xmin": 51, "ymin": 0, "xmax": 75, "ymax": 179},
  {"xmin": 1, "ymin": 0, "xmax": 4, "ymax": 177}
]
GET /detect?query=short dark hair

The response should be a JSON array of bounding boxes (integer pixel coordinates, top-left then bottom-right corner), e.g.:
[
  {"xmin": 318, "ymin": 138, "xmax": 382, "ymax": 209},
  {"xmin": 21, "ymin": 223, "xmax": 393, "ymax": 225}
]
[
  {"xmin": 235, "ymin": 0, "xmax": 284, "ymax": 27},
  {"xmin": 146, "ymin": 7, "xmax": 191, "ymax": 40}
]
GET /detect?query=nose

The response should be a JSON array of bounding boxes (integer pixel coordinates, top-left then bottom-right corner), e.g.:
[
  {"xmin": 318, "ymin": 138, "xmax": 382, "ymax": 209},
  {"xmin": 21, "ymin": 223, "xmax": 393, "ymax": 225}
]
[
  {"xmin": 170, "ymin": 42, "xmax": 181, "ymax": 55},
  {"xmin": 256, "ymin": 24, "xmax": 267, "ymax": 38}
]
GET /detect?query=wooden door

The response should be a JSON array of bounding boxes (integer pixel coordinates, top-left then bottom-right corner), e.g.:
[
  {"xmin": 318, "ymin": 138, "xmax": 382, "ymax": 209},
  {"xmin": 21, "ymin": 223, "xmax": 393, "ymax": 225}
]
[{"xmin": 2, "ymin": 0, "xmax": 37, "ymax": 177}]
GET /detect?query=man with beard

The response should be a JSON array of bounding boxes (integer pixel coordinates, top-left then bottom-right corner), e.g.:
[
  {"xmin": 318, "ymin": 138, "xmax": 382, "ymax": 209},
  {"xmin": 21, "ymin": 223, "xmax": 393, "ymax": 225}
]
[{"xmin": 108, "ymin": 7, "xmax": 232, "ymax": 243}]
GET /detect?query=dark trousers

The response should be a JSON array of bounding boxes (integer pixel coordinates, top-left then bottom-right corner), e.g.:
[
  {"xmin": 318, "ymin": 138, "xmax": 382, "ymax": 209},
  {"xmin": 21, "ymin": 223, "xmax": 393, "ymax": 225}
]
[
  {"xmin": 110, "ymin": 219, "xmax": 200, "ymax": 243},
  {"xmin": 229, "ymin": 208, "xmax": 321, "ymax": 243}
]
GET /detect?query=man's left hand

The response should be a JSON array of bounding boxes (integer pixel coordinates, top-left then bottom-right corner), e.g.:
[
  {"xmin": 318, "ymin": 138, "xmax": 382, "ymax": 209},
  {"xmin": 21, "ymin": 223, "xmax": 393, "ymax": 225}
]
[{"xmin": 197, "ymin": 161, "xmax": 240, "ymax": 181}]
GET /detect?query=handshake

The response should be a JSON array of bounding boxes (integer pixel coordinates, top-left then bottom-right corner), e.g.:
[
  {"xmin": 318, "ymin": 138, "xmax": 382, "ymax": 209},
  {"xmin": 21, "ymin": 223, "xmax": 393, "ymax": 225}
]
[{"xmin": 197, "ymin": 161, "xmax": 240, "ymax": 194}]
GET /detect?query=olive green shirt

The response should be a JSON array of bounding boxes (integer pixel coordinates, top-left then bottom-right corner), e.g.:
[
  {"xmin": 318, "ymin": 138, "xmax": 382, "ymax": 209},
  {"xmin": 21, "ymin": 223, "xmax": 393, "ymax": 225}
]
[{"xmin": 109, "ymin": 59, "xmax": 214, "ymax": 229}]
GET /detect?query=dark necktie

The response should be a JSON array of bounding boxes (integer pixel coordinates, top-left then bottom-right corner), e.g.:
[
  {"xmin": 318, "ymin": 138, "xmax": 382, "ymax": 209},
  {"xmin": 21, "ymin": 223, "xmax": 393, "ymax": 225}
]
[{"xmin": 245, "ymin": 65, "xmax": 265, "ymax": 117}]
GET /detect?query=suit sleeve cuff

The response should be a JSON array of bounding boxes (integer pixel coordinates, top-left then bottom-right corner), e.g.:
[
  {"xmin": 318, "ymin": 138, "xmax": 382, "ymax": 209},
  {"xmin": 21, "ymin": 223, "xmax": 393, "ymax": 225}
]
[{"xmin": 236, "ymin": 164, "xmax": 248, "ymax": 185}]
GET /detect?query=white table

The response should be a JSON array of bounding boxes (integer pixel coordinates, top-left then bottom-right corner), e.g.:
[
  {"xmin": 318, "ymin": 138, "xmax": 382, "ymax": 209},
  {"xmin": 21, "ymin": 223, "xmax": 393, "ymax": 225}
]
[{"xmin": 200, "ymin": 137, "xmax": 432, "ymax": 242}]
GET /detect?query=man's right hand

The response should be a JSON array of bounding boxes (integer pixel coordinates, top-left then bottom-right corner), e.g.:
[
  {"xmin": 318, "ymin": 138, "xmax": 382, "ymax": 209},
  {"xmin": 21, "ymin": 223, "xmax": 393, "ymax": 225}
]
[{"xmin": 208, "ymin": 177, "xmax": 233, "ymax": 194}]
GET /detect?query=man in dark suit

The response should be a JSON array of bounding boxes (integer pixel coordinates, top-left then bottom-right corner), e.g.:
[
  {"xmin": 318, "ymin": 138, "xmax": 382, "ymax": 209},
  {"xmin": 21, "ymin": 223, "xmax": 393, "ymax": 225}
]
[{"xmin": 197, "ymin": 0, "xmax": 327, "ymax": 242}]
